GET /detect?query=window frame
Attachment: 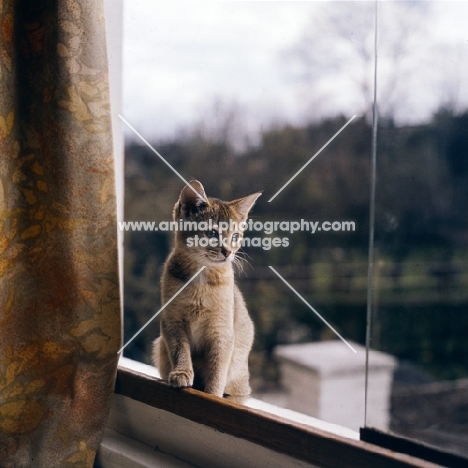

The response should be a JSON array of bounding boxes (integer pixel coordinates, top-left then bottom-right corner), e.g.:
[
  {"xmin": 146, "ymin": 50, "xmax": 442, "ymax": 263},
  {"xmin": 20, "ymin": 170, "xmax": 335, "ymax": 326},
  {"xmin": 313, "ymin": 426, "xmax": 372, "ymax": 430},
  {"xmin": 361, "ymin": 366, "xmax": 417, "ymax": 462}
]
[
  {"xmin": 107, "ymin": 4, "xmax": 464, "ymax": 467},
  {"xmin": 114, "ymin": 359, "xmax": 441, "ymax": 468}
]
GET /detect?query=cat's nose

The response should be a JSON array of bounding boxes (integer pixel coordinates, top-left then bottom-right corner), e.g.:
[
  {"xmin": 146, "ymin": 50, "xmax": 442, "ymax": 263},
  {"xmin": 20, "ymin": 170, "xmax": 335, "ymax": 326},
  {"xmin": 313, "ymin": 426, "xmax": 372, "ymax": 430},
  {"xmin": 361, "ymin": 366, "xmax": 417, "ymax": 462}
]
[{"xmin": 221, "ymin": 248, "xmax": 232, "ymax": 258}]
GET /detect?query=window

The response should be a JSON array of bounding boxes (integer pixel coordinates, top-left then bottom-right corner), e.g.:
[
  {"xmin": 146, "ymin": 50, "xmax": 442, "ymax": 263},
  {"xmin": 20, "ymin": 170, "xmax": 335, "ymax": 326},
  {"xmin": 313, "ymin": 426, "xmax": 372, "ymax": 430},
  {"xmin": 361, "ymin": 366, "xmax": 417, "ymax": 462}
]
[
  {"xmin": 117, "ymin": 1, "xmax": 468, "ymax": 465},
  {"xmin": 364, "ymin": 1, "xmax": 468, "ymax": 460}
]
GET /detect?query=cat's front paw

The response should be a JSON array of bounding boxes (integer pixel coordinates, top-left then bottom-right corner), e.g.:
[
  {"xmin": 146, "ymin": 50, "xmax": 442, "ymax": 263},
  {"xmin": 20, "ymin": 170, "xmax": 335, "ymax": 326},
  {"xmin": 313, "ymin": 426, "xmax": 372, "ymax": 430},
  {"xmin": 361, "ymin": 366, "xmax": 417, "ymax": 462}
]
[{"xmin": 168, "ymin": 369, "xmax": 194, "ymax": 388}]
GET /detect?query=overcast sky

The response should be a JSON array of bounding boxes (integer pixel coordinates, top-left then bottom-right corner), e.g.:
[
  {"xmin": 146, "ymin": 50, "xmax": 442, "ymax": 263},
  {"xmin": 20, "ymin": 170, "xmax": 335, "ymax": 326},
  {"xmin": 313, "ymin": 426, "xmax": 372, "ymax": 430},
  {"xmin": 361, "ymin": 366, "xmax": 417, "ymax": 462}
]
[{"xmin": 122, "ymin": 1, "xmax": 468, "ymax": 142}]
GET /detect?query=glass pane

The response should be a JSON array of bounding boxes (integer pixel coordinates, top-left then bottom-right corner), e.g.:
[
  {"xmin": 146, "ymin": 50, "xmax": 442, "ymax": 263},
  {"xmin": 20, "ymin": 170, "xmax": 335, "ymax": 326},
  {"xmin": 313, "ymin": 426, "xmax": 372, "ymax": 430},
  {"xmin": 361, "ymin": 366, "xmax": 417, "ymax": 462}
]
[
  {"xmin": 366, "ymin": 0, "xmax": 468, "ymax": 458},
  {"xmin": 122, "ymin": 0, "xmax": 371, "ymax": 425}
]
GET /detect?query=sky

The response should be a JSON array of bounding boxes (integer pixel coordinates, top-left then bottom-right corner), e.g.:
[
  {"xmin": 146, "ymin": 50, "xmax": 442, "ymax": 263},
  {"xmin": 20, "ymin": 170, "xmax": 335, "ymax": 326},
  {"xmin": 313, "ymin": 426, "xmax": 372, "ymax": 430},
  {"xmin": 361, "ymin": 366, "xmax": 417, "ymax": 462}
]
[{"xmin": 121, "ymin": 1, "xmax": 468, "ymax": 143}]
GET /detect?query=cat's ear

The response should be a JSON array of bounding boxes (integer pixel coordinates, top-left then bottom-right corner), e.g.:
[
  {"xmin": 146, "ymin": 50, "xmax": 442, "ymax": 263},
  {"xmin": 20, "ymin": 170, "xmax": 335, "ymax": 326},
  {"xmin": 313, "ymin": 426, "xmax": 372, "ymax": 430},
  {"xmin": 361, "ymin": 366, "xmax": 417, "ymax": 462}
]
[
  {"xmin": 229, "ymin": 192, "xmax": 262, "ymax": 220},
  {"xmin": 179, "ymin": 180, "xmax": 208, "ymax": 212}
]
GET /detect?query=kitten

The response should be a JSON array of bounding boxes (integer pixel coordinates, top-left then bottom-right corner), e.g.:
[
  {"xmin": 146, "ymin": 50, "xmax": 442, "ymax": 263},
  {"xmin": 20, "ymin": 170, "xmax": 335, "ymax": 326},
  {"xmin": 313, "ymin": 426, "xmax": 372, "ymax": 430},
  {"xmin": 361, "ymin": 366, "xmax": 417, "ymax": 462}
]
[{"xmin": 152, "ymin": 180, "xmax": 261, "ymax": 403}]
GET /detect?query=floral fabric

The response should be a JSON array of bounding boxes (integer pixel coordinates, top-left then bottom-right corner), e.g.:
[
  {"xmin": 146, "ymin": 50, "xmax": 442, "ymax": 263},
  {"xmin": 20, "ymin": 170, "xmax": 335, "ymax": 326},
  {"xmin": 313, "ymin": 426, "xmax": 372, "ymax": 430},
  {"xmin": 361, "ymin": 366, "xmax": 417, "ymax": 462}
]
[{"xmin": 0, "ymin": 1, "xmax": 121, "ymax": 466}]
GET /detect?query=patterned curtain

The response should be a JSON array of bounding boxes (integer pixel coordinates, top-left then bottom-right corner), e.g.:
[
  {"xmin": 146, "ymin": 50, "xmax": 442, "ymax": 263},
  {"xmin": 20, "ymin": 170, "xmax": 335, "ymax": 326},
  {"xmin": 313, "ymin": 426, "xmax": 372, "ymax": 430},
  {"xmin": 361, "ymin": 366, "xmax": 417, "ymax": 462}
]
[{"xmin": 0, "ymin": 1, "xmax": 121, "ymax": 466}]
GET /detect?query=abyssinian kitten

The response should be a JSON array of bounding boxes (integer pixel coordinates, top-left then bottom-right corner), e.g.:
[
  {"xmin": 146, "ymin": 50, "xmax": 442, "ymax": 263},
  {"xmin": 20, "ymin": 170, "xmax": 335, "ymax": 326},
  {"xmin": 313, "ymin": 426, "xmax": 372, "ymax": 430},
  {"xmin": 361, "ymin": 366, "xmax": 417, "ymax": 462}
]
[{"xmin": 152, "ymin": 180, "xmax": 261, "ymax": 402}]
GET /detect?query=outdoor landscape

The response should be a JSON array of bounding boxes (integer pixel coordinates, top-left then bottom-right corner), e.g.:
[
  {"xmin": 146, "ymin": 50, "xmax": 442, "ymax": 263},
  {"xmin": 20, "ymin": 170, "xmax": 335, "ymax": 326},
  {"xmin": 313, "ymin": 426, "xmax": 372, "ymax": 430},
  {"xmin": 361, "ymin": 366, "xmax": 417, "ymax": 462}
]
[
  {"xmin": 121, "ymin": 0, "xmax": 468, "ymax": 458},
  {"xmin": 122, "ymin": 109, "xmax": 468, "ymax": 384}
]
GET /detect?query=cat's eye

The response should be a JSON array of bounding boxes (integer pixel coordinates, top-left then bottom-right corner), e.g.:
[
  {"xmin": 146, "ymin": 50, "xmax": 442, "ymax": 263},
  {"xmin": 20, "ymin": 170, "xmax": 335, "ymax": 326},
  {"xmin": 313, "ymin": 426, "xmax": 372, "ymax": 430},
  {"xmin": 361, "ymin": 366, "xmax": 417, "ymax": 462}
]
[
  {"xmin": 232, "ymin": 233, "xmax": 240, "ymax": 243},
  {"xmin": 205, "ymin": 229, "xmax": 218, "ymax": 239}
]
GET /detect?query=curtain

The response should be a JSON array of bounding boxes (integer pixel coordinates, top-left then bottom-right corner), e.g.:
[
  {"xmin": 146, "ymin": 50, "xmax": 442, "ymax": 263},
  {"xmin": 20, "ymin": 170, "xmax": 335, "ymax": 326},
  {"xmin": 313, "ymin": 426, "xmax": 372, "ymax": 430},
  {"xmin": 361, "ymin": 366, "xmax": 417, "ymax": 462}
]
[{"xmin": 0, "ymin": 1, "xmax": 121, "ymax": 466}]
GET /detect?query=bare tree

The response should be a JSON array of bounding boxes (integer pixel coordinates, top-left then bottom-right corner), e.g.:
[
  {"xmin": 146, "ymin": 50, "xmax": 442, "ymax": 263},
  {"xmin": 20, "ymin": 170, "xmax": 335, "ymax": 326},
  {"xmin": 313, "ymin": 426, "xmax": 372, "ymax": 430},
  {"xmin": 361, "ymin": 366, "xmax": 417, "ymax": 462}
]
[
  {"xmin": 285, "ymin": 2, "xmax": 430, "ymax": 121},
  {"xmin": 183, "ymin": 96, "xmax": 253, "ymax": 152},
  {"xmin": 429, "ymin": 43, "xmax": 468, "ymax": 115}
]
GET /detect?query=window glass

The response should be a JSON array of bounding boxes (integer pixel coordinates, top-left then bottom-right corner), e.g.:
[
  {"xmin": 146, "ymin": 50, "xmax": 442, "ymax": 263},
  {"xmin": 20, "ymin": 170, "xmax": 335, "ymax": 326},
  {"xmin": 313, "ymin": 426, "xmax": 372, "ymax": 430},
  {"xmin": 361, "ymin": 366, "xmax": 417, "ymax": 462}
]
[
  {"xmin": 366, "ymin": 0, "xmax": 468, "ymax": 458},
  {"xmin": 122, "ymin": 2, "xmax": 369, "ymax": 418},
  {"xmin": 122, "ymin": 1, "xmax": 373, "ymax": 414},
  {"xmin": 122, "ymin": 3, "xmax": 468, "ymax": 454}
]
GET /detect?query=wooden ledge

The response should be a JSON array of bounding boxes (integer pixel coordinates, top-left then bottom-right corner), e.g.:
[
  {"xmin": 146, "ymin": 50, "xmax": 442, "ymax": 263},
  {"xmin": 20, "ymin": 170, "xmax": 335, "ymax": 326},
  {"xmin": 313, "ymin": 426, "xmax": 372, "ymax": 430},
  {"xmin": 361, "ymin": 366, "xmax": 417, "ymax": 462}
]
[{"xmin": 115, "ymin": 364, "xmax": 442, "ymax": 468}]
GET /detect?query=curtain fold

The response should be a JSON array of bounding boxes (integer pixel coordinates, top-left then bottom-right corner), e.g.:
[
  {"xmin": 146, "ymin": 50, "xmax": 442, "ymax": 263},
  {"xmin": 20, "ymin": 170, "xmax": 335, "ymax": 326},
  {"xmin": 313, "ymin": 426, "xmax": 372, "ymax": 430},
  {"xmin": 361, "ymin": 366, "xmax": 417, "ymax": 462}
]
[{"xmin": 0, "ymin": 1, "xmax": 121, "ymax": 466}]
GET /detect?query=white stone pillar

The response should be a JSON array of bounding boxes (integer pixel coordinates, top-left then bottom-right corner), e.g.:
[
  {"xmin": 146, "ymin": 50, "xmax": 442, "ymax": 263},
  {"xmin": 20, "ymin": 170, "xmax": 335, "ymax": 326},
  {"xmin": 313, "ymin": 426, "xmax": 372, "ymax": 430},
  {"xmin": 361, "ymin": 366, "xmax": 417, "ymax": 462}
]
[{"xmin": 275, "ymin": 341, "xmax": 396, "ymax": 432}]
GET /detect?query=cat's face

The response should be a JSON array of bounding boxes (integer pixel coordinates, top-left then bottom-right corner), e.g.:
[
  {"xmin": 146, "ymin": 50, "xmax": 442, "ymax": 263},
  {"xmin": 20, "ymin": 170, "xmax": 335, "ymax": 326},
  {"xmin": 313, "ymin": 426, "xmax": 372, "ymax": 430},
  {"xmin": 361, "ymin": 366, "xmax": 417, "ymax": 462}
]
[{"xmin": 173, "ymin": 180, "xmax": 262, "ymax": 267}]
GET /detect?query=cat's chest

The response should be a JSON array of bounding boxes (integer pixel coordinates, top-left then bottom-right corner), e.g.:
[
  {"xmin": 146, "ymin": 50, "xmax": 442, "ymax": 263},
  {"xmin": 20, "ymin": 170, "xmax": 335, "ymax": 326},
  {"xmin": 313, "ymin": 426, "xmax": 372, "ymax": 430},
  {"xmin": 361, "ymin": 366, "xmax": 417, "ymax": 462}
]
[
  {"xmin": 186, "ymin": 285, "xmax": 235, "ymax": 347},
  {"xmin": 183, "ymin": 272, "xmax": 235, "ymax": 310},
  {"xmin": 186, "ymin": 285, "xmax": 235, "ymax": 323}
]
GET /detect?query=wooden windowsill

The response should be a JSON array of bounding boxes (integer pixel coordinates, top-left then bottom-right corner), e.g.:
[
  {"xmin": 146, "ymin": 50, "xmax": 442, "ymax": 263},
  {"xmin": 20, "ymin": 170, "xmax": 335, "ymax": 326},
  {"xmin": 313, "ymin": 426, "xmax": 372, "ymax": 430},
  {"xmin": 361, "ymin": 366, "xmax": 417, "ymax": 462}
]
[{"xmin": 114, "ymin": 358, "xmax": 442, "ymax": 468}]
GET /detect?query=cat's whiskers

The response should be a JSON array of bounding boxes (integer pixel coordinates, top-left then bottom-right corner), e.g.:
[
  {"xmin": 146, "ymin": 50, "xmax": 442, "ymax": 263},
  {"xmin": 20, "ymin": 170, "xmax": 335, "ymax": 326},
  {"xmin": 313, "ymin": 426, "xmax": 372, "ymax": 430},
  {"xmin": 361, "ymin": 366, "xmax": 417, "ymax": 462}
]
[
  {"xmin": 232, "ymin": 251, "xmax": 251, "ymax": 276},
  {"xmin": 235, "ymin": 250, "xmax": 251, "ymax": 262}
]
